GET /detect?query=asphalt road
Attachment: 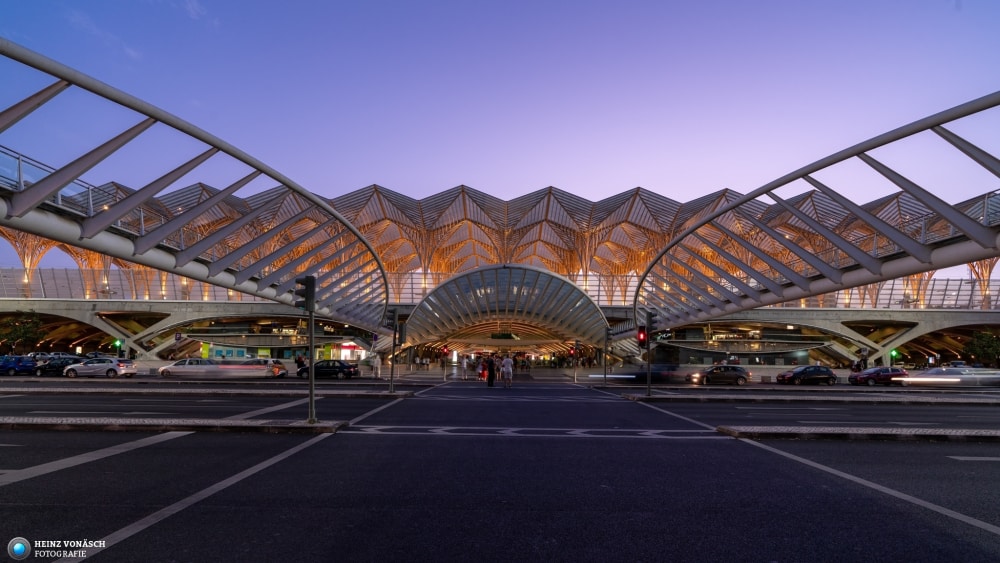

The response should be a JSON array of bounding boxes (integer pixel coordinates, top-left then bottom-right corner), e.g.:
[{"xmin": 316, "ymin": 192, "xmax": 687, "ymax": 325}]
[{"xmin": 2, "ymin": 381, "xmax": 1000, "ymax": 562}]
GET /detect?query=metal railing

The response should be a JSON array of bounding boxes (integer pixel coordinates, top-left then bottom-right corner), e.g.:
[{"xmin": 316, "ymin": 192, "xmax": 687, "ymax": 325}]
[{"xmin": 0, "ymin": 268, "xmax": 994, "ymax": 311}]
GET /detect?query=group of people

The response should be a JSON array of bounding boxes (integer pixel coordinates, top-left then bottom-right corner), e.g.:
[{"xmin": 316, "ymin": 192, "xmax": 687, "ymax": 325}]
[{"xmin": 459, "ymin": 354, "xmax": 514, "ymax": 388}]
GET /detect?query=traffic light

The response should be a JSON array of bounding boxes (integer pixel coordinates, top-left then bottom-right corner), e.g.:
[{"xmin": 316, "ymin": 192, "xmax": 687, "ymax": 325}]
[
  {"xmin": 293, "ymin": 275, "xmax": 316, "ymax": 312},
  {"xmin": 646, "ymin": 310, "xmax": 656, "ymax": 332},
  {"xmin": 569, "ymin": 347, "xmax": 575, "ymax": 356},
  {"xmin": 637, "ymin": 325, "xmax": 647, "ymax": 344}
]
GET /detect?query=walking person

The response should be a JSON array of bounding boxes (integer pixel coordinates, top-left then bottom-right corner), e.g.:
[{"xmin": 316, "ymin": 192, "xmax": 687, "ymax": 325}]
[
  {"xmin": 486, "ymin": 354, "xmax": 497, "ymax": 387},
  {"xmin": 372, "ymin": 352, "xmax": 381, "ymax": 379},
  {"xmin": 501, "ymin": 354, "xmax": 514, "ymax": 388},
  {"xmin": 461, "ymin": 355, "xmax": 468, "ymax": 380}
]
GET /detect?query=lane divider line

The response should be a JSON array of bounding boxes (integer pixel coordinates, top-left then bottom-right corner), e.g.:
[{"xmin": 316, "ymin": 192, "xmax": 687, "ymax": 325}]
[
  {"xmin": 741, "ymin": 438, "xmax": 1000, "ymax": 538},
  {"xmin": 0, "ymin": 432, "xmax": 191, "ymax": 487},
  {"xmin": 56, "ymin": 433, "xmax": 333, "ymax": 562}
]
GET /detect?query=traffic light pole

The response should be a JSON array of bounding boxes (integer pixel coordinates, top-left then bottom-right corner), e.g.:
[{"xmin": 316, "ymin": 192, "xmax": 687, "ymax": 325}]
[
  {"xmin": 389, "ymin": 309, "xmax": 398, "ymax": 394},
  {"xmin": 645, "ymin": 310, "xmax": 655, "ymax": 397},
  {"xmin": 306, "ymin": 309, "xmax": 316, "ymax": 423},
  {"xmin": 603, "ymin": 328, "xmax": 609, "ymax": 386},
  {"xmin": 293, "ymin": 275, "xmax": 318, "ymax": 424},
  {"xmin": 645, "ymin": 336, "xmax": 652, "ymax": 397}
]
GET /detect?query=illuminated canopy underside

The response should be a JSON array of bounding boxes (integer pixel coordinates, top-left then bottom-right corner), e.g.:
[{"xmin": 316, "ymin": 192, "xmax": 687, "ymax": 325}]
[{"xmin": 404, "ymin": 265, "xmax": 608, "ymax": 351}]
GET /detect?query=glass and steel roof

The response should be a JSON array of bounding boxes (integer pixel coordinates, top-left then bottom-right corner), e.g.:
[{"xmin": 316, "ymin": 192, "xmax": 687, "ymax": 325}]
[{"xmin": 2, "ymin": 37, "xmax": 1000, "ymax": 350}]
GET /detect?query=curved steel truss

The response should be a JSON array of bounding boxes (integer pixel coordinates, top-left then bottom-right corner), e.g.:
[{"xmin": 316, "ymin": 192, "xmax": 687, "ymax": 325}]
[
  {"xmin": 3, "ymin": 38, "xmax": 1000, "ymax": 348},
  {"xmin": 404, "ymin": 265, "xmax": 608, "ymax": 352},
  {"xmin": 636, "ymin": 90, "xmax": 1000, "ymax": 328},
  {"xmin": 0, "ymin": 39, "xmax": 388, "ymax": 329}
]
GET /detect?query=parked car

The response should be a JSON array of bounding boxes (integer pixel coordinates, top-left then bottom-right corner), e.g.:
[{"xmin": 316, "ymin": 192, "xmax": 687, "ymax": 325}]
[
  {"xmin": 63, "ymin": 357, "xmax": 137, "ymax": 378},
  {"xmin": 687, "ymin": 365, "xmax": 751, "ymax": 385},
  {"xmin": 298, "ymin": 359, "xmax": 360, "ymax": 379},
  {"xmin": 849, "ymin": 366, "xmax": 909, "ymax": 386},
  {"xmin": 84, "ymin": 352, "xmax": 118, "ymax": 359},
  {"xmin": 0, "ymin": 355, "xmax": 37, "ymax": 376},
  {"xmin": 47, "ymin": 352, "xmax": 83, "ymax": 360},
  {"xmin": 776, "ymin": 365, "xmax": 838, "ymax": 385},
  {"xmin": 35, "ymin": 357, "xmax": 80, "ymax": 377},
  {"xmin": 239, "ymin": 358, "xmax": 288, "ymax": 377},
  {"xmin": 158, "ymin": 358, "xmax": 222, "ymax": 377}
]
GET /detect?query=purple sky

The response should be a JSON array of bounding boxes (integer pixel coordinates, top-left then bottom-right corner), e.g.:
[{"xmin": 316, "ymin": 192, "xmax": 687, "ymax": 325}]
[{"xmin": 1, "ymin": 0, "xmax": 999, "ymax": 274}]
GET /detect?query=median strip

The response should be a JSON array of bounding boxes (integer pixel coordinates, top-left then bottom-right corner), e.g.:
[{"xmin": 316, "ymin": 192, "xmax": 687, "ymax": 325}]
[
  {"xmin": 0, "ymin": 416, "xmax": 345, "ymax": 434},
  {"xmin": 717, "ymin": 425, "xmax": 1000, "ymax": 441}
]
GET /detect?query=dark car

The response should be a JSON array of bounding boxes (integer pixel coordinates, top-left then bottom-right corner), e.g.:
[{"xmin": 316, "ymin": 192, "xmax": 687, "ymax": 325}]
[
  {"xmin": 0, "ymin": 355, "xmax": 37, "ymax": 376},
  {"xmin": 34, "ymin": 357, "xmax": 80, "ymax": 377},
  {"xmin": 849, "ymin": 366, "xmax": 909, "ymax": 386},
  {"xmin": 299, "ymin": 359, "xmax": 360, "ymax": 379},
  {"xmin": 688, "ymin": 365, "xmax": 751, "ymax": 385},
  {"xmin": 776, "ymin": 365, "xmax": 837, "ymax": 385}
]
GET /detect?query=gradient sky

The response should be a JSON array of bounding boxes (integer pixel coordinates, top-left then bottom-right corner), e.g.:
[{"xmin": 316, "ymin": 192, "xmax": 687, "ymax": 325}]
[{"xmin": 1, "ymin": 0, "xmax": 999, "ymax": 272}]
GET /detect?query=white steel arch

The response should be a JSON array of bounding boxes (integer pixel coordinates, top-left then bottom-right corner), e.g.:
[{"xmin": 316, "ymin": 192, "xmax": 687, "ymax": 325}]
[
  {"xmin": 0, "ymin": 38, "xmax": 389, "ymax": 330},
  {"xmin": 636, "ymin": 90, "xmax": 1000, "ymax": 329}
]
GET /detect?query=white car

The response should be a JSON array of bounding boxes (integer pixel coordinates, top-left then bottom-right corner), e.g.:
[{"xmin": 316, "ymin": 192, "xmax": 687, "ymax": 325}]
[
  {"xmin": 158, "ymin": 358, "xmax": 222, "ymax": 377},
  {"xmin": 64, "ymin": 357, "xmax": 137, "ymax": 378}
]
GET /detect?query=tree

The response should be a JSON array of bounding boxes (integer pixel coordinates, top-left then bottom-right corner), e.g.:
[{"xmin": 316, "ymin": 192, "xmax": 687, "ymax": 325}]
[
  {"xmin": 962, "ymin": 331, "xmax": 1000, "ymax": 368},
  {"xmin": 0, "ymin": 313, "xmax": 45, "ymax": 355}
]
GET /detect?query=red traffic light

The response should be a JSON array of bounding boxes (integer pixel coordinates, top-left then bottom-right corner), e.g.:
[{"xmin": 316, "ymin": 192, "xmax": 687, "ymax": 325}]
[
  {"xmin": 637, "ymin": 325, "xmax": 647, "ymax": 343},
  {"xmin": 569, "ymin": 347, "xmax": 575, "ymax": 355}
]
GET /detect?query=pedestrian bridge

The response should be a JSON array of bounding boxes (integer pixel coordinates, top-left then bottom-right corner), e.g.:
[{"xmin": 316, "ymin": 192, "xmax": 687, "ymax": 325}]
[{"xmin": 1, "ymin": 267, "xmax": 996, "ymax": 365}]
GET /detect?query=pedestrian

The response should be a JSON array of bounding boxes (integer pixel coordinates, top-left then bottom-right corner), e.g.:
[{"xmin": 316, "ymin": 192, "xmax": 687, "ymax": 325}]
[
  {"xmin": 461, "ymin": 355, "xmax": 468, "ymax": 380},
  {"xmin": 486, "ymin": 354, "xmax": 496, "ymax": 387},
  {"xmin": 501, "ymin": 354, "xmax": 514, "ymax": 388},
  {"xmin": 372, "ymin": 353, "xmax": 381, "ymax": 378}
]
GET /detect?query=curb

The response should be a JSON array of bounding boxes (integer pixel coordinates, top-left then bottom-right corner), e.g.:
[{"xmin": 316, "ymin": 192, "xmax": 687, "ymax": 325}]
[
  {"xmin": 623, "ymin": 393, "xmax": 1000, "ymax": 406},
  {"xmin": 717, "ymin": 425, "xmax": 1000, "ymax": 442},
  {"xmin": 0, "ymin": 416, "xmax": 345, "ymax": 434},
  {"xmin": 0, "ymin": 386, "xmax": 413, "ymax": 398}
]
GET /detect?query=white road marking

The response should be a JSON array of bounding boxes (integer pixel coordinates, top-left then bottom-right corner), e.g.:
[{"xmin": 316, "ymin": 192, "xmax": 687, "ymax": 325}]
[
  {"xmin": 344, "ymin": 425, "xmax": 719, "ymax": 439},
  {"xmin": 57, "ymin": 433, "xmax": 333, "ymax": 562},
  {"xmin": 948, "ymin": 456, "xmax": 1000, "ymax": 461},
  {"xmin": 797, "ymin": 421, "xmax": 939, "ymax": 426},
  {"xmin": 349, "ymin": 397, "xmax": 408, "ymax": 426},
  {"xmin": 741, "ymin": 439, "xmax": 1000, "ymax": 537},
  {"xmin": 736, "ymin": 407, "xmax": 842, "ymax": 411},
  {"xmin": 636, "ymin": 401, "xmax": 716, "ymax": 430},
  {"xmin": 29, "ymin": 411, "xmax": 133, "ymax": 414},
  {"xmin": 225, "ymin": 397, "xmax": 315, "ymax": 420},
  {"xmin": 29, "ymin": 410, "xmax": 172, "ymax": 415},
  {"xmin": 0, "ymin": 432, "xmax": 191, "ymax": 487}
]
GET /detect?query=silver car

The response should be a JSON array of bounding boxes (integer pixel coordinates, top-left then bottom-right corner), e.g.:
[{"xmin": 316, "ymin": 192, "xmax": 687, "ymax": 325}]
[{"xmin": 64, "ymin": 357, "xmax": 137, "ymax": 378}]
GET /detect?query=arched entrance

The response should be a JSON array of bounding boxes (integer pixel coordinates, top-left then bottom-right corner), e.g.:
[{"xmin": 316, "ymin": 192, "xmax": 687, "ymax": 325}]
[{"xmin": 402, "ymin": 265, "xmax": 609, "ymax": 357}]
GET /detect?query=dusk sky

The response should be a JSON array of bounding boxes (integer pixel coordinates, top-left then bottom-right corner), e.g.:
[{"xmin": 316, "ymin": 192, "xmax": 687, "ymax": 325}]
[{"xmin": 1, "ymin": 0, "xmax": 999, "ymax": 272}]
